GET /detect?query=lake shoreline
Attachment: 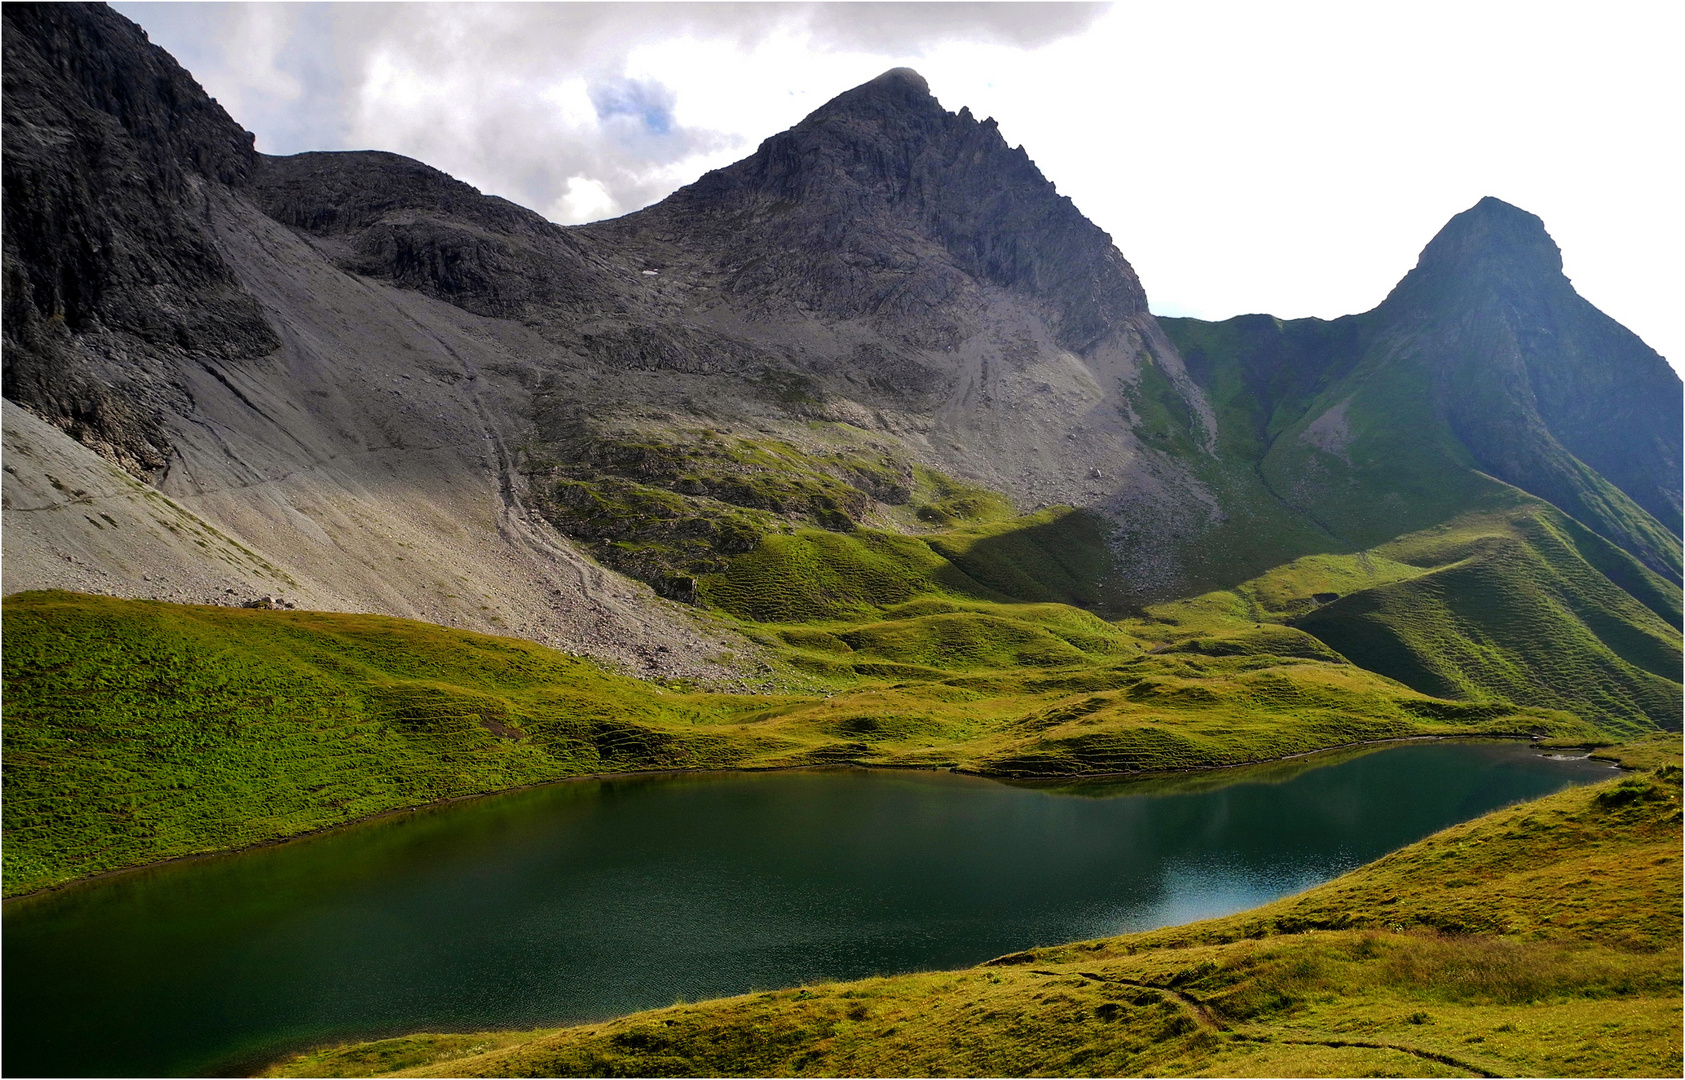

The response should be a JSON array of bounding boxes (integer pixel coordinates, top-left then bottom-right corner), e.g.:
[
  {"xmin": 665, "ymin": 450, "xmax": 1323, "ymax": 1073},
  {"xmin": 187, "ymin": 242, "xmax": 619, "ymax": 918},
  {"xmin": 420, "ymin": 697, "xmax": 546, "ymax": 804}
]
[
  {"xmin": 1, "ymin": 731, "xmax": 1597, "ymax": 906},
  {"xmin": 4, "ymin": 740, "xmax": 1635, "ymax": 1079}
]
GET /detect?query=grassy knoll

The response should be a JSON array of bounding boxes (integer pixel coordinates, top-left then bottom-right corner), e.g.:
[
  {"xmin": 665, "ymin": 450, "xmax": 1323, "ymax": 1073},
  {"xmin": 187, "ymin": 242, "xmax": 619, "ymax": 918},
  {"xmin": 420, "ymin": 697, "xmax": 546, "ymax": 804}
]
[
  {"xmin": 2, "ymin": 590, "xmax": 1591, "ymax": 896},
  {"xmin": 1589, "ymin": 732, "xmax": 1685, "ymax": 772},
  {"xmin": 701, "ymin": 507, "xmax": 1115, "ymax": 624},
  {"xmin": 265, "ymin": 754, "xmax": 1682, "ymax": 1078}
]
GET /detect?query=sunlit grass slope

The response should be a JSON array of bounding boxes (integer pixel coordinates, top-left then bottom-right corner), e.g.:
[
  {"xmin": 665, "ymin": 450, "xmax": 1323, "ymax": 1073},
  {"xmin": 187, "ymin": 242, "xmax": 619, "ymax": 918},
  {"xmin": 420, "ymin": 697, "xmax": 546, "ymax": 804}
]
[
  {"xmin": 266, "ymin": 744, "xmax": 1683, "ymax": 1079},
  {"xmin": 527, "ymin": 426, "xmax": 1120, "ymax": 611},
  {"xmin": 1138, "ymin": 503, "xmax": 1682, "ymax": 731},
  {"xmin": 699, "ymin": 506, "xmax": 1115, "ymax": 623},
  {"xmin": 668, "ymin": 435, "xmax": 1677, "ymax": 733},
  {"xmin": 0, "ymin": 591, "xmax": 799, "ymax": 895},
  {"xmin": 2, "ymin": 591, "xmax": 1588, "ymax": 896}
]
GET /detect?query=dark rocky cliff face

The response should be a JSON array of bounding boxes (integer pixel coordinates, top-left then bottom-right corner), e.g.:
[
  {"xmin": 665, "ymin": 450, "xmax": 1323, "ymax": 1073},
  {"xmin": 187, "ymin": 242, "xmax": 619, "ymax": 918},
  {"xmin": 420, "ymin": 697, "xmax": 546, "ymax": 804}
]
[
  {"xmin": 1377, "ymin": 197, "xmax": 1682, "ymax": 539},
  {"xmin": 1, "ymin": 2, "xmax": 278, "ymax": 475},
  {"xmin": 248, "ymin": 151, "xmax": 612, "ymax": 321},
  {"xmin": 609, "ymin": 68, "xmax": 1147, "ymax": 352}
]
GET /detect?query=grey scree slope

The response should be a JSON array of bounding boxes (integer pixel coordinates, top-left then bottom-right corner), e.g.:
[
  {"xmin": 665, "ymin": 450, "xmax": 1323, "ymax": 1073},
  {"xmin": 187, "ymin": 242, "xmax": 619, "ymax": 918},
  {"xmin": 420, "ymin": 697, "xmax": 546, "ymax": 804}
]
[{"xmin": 2, "ymin": 8, "xmax": 1208, "ymax": 681}]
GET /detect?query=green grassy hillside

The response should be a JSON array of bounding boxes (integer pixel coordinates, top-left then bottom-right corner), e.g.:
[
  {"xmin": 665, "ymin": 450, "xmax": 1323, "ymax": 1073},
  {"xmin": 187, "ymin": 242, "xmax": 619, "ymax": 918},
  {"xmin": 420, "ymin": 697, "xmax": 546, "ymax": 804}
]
[
  {"xmin": 1161, "ymin": 275, "xmax": 1684, "ymax": 589},
  {"xmin": 522, "ymin": 422, "xmax": 1126, "ymax": 618},
  {"xmin": 265, "ymin": 743, "xmax": 1683, "ymax": 1079},
  {"xmin": 1139, "ymin": 503, "xmax": 1682, "ymax": 731},
  {"xmin": 0, "ymin": 591, "xmax": 789, "ymax": 895},
  {"xmin": 1296, "ymin": 514, "xmax": 1681, "ymax": 731},
  {"xmin": 2, "ymin": 590, "xmax": 1590, "ymax": 897},
  {"xmin": 1159, "ymin": 312, "xmax": 1522, "ymax": 591},
  {"xmin": 507, "ymin": 404, "xmax": 1681, "ymax": 740}
]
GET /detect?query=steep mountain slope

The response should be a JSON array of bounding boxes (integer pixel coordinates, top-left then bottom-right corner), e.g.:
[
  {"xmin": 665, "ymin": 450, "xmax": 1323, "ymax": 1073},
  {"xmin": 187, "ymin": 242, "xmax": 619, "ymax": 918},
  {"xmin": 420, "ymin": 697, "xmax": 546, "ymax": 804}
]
[
  {"xmin": 1163, "ymin": 199, "xmax": 1682, "ymax": 584},
  {"xmin": 2, "ymin": 5, "xmax": 1215, "ymax": 644},
  {"xmin": 0, "ymin": 4, "xmax": 754, "ymax": 679},
  {"xmin": 241, "ymin": 66, "xmax": 1225, "ymax": 608},
  {"xmin": 1, "ymin": 2, "xmax": 277, "ymax": 475},
  {"xmin": 2, "ymin": 3, "xmax": 1679, "ymax": 727},
  {"xmin": 1388, "ymin": 199, "xmax": 1681, "ymax": 537}
]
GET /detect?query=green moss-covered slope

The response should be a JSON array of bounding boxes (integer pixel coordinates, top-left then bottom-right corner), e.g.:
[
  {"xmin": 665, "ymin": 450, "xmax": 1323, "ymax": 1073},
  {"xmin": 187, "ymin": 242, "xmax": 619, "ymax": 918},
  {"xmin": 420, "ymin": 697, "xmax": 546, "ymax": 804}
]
[{"xmin": 524, "ymin": 423, "xmax": 1120, "ymax": 616}]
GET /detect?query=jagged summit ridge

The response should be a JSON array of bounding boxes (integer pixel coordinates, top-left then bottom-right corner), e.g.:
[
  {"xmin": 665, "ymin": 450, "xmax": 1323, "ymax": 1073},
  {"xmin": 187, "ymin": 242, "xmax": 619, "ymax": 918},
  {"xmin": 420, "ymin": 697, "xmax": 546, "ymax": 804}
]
[
  {"xmin": 638, "ymin": 67, "xmax": 1148, "ymax": 351},
  {"xmin": 1397, "ymin": 195, "xmax": 1565, "ymax": 292},
  {"xmin": 813, "ymin": 66, "xmax": 936, "ymax": 118}
]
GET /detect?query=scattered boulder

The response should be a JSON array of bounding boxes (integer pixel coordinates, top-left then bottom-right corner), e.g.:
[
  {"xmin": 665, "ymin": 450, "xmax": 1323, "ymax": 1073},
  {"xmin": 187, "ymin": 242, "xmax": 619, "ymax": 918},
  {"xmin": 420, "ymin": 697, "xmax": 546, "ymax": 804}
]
[{"xmin": 240, "ymin": 594, "xmax": 294, "ymax": 610}]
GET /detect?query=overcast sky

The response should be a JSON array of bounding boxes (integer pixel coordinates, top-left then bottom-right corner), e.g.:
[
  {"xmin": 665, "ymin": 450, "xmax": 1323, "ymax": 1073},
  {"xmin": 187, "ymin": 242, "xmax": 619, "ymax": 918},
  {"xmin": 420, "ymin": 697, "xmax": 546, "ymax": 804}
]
[{"xmin": 116, "ymin": 1, "xmax": 1685, "ymax": 374}]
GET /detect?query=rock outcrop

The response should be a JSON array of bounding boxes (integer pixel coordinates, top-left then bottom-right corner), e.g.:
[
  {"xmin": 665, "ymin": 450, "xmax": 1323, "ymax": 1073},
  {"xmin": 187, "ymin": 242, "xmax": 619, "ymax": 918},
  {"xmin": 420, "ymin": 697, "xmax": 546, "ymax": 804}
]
[
  {"xmin": 618, "ymin": 68, "xmax": 1148, "ymax": 352},
  {"xmin": 1, "ymin": 2, "xmax": 278, "ymax": 476}
]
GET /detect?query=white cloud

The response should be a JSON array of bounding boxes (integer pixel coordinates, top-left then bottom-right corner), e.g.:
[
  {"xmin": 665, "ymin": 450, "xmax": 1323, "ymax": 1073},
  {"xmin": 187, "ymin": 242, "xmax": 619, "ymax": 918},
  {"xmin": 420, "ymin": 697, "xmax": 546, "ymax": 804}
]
[
  {"xmin": 113, "ymin": 1, "xmax": 1685, "ymax": 372},
  {"xmin": 556, "ymin": 176, "xmax": 617, "ymax": 225}
]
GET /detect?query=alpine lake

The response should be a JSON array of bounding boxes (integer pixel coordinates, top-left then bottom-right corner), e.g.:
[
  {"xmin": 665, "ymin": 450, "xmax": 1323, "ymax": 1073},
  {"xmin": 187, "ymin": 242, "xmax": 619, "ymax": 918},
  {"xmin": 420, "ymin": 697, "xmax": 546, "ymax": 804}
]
[{"xmin": 3, "ymin": 739, "xmax": 1617, "ymax": 1077}]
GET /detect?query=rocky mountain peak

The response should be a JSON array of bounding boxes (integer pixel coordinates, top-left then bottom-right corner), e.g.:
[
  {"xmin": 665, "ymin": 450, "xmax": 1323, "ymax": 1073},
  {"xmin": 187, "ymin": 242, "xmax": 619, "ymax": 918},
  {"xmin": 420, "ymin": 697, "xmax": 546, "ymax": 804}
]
[
  {"xmin": 1368, "ymin": 195, "xmax": 1683, "ymax": 554},
  {"xmin": 688, "ymin": 66, "xmax": 974, "ymax": 207},
  {"xmin": 4, "ymin": 3, "xmax": 258, "ymax": 187},
  {"xmin": 2, "ymin": 2, "xmax": 278, "ymax": 476},
  {"xmin": 1410, "ymin": 195, "xmax": 1565, "ymax": 284},
  {"xmin": 1378, "ymin": 195, "xmax": 1581, "ymax": 328},
  {"xmin": 647, "ymin": 68, "xmax": 1147, "ymax": 351},
  {"xmin": 808, "ymin": 66, "xmax": 937, "ymax": 119}
]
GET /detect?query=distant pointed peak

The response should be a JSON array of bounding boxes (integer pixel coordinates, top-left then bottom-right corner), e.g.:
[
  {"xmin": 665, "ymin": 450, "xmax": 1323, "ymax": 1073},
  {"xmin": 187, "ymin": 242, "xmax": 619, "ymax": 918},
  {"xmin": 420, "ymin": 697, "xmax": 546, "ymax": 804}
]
[
  {"xmin": 868, "ymin": 67, "xmax": 929, "ymax": 94},
  {"xmin": 1416, "ymin": 195, "xmax": 1563, "ymax": 278},
  {"xmin": 1463, "ymin": 195, "xmax": 1547, "ymax": 230},
  {"xmin": 799, "ymin": 67, "xmax": 944, "ymax": 130}
]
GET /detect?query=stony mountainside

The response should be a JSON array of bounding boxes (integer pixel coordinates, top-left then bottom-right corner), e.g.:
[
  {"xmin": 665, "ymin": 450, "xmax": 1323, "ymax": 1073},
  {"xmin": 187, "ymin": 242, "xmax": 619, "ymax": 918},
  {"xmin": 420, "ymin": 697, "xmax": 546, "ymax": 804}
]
[
  {"xmin": 612, "ymin": 68, "xmax": 1150, "ymax": 353},
  {"xmin": 3, "ymin": 4, "xmax": 1680, "ymax": 690}
]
